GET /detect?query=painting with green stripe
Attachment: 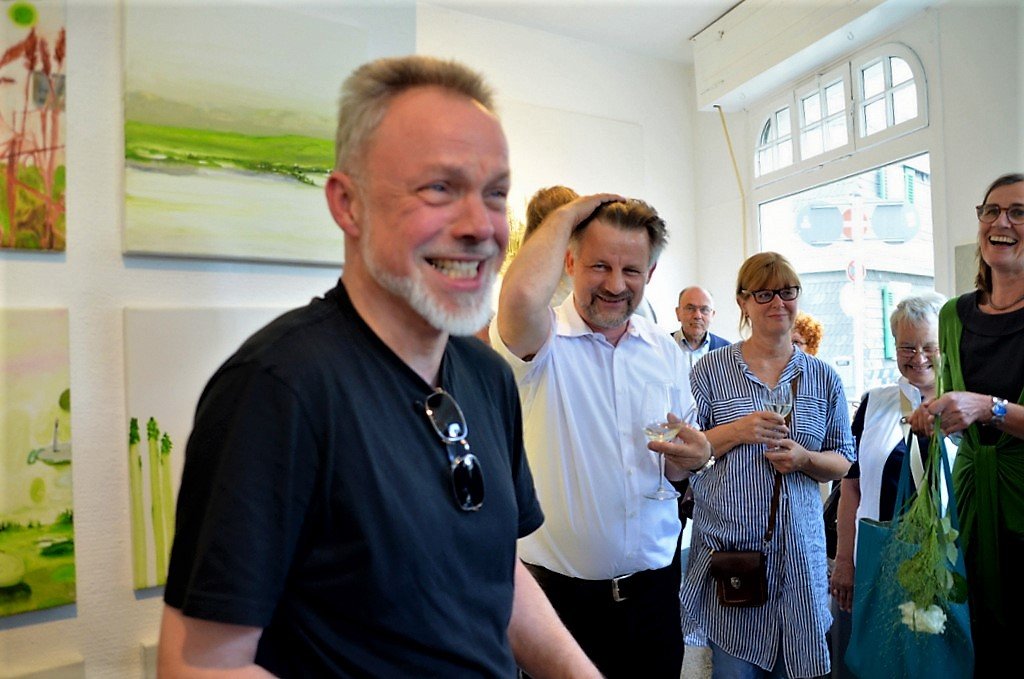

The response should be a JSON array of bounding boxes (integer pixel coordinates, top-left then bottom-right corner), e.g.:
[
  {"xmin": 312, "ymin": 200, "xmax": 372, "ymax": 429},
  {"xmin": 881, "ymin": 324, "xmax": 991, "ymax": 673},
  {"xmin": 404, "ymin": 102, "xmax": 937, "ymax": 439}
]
[{"xmin": 123, "ymin": 2, "xmax": 367, "ymax": 265}]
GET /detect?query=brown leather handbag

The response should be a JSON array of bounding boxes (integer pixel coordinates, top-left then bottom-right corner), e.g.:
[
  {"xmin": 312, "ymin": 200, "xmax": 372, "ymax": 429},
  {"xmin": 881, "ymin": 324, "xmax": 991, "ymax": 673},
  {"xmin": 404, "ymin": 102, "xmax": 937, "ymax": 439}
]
[{"xmin": 707, "ymin": 471, "xmax": 779, "ymax": 607}]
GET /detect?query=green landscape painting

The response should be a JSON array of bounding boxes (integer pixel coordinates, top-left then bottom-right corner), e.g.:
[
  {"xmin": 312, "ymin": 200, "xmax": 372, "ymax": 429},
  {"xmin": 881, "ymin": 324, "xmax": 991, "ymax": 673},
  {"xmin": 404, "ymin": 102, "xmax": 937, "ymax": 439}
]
[
  {"xmin": 123, "ymin": 2, "xmax": 367, "ymax": 265},
  {"xmin": 0, "ymin": 308, "xmax": 74, "ymax": 618},
  {"xmin": 0, "ymin": 1, "xmax": 66, "ymax": 252}
]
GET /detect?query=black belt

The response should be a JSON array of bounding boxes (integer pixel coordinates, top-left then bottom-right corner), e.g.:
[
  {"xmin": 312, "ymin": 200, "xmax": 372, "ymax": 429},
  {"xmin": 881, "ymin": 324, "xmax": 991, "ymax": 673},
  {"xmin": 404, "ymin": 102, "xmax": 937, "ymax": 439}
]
[{"xmin": 523, "ymin": 561, "xmax": 676, "ymax": 603}]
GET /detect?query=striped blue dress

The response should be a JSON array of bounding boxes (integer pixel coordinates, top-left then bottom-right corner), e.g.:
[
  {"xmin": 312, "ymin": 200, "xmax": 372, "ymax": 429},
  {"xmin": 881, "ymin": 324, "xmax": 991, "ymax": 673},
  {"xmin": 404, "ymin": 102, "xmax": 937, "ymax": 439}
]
[{"xmin": 680, "ymin": 343, "xmax": 855, "ymax": 678}]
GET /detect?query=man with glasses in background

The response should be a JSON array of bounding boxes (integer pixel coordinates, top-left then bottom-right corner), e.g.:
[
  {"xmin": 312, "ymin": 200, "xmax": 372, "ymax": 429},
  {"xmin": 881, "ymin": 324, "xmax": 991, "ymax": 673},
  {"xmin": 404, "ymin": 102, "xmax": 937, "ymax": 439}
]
[
  {"xmin": 491, "ymin": 196, "xmax": 713, "ymax": 678},
  {"xmin": 673, "ymin": 286, "xmax": 730, "ymax": 374},
  {"xmin": 158, "ymin": 55, "xmax": 599, "ymax": 678}
]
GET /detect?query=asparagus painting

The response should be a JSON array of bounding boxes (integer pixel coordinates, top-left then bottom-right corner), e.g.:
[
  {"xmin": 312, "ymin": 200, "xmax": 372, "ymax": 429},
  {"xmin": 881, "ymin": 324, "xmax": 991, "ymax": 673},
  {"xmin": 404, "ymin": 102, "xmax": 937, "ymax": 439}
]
[{"xmin": 126, "ymin": 417, "xmax": 175, "ymax": 587}]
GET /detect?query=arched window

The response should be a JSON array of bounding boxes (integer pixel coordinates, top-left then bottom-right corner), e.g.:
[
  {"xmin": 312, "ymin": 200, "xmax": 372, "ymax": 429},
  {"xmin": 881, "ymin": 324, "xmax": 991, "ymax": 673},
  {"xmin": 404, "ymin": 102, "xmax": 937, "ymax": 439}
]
[{"xmin": 753, "ymin": 44, "xmax": 927, "ymax": 183}]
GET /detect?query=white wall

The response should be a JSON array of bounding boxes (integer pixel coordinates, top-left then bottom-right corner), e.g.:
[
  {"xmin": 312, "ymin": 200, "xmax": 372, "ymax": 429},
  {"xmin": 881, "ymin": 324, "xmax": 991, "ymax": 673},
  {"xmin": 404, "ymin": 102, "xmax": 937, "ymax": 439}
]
[{"xmin": 692, "ymin": 1, "xmax": 1023, "ymax": 338}]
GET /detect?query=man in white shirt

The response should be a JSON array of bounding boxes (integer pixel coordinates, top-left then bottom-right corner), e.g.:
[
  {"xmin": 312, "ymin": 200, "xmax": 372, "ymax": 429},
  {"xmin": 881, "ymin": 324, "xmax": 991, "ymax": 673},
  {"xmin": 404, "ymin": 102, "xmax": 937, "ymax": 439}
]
[
  {"xmin": 672, "ymin": 286, "xmax": 730, "ymax": 373},
  {"xmin": 491, "ymin": 195, "xmax": 712, "ymax": 678}
]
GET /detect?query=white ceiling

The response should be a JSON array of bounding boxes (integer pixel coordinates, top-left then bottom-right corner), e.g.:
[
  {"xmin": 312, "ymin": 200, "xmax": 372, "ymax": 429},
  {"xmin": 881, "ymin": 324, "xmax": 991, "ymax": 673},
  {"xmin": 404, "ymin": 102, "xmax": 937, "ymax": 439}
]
[{"xmin": 430, "ymin": 0, "xmax": 742, "ymax": 64}]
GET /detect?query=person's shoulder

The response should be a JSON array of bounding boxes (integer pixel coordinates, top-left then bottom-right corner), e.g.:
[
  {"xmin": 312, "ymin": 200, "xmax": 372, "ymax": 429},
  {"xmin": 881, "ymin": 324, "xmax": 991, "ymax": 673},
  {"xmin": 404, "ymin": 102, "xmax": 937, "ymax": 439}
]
[
  {"xmin": 708, "ymin": 333, "xmax": 731, "ymax": 350},
  {"xmin": 449, "ymin": 336, "xmax": 517, "ymax": 382}
]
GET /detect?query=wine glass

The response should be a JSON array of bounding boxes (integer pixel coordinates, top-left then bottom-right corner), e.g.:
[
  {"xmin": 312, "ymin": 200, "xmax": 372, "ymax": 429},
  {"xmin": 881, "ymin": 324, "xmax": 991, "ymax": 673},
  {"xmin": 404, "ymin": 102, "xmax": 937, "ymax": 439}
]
[
  {"xmin": 641, "ymin": 382, "xmax": 683, "ymax": 500},
  {"xmin": 763, "ymin": 384, "xmax": 793, "ymax": 451}
]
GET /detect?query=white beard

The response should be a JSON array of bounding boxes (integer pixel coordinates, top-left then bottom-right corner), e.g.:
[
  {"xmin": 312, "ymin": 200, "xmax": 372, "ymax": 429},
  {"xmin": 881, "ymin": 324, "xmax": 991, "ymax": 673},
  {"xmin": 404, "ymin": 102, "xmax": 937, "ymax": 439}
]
[{"xmin": 361, "ymin": 237, "xmax": 497, "ymax": 336}]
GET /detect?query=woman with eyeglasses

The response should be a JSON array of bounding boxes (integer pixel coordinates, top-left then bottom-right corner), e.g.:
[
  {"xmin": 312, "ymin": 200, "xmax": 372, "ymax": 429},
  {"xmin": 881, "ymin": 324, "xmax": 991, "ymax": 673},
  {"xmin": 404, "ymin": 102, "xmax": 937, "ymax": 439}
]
[
  {"xmin": 911, "ymin": 172, "xmax": 1024, "ymax": 673},
  {"xmin": 680, "ymin": 252, "xmax": 854, "ymax": 678},
  {"xmin": 829, "ymin": 292, "xmax": 948, "ymax": 678}
]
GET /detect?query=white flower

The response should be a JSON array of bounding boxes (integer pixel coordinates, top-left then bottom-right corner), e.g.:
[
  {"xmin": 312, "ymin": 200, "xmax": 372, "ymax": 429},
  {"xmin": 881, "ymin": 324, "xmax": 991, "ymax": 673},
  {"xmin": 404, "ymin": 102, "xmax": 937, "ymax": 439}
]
[{"xmin": 898, "ymin": 601, "xmax": 947, "ymax": 634}]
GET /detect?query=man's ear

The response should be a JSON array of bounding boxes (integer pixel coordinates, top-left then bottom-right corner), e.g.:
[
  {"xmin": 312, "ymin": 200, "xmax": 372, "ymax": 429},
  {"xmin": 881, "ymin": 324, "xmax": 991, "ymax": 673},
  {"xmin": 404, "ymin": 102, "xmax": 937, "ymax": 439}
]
[
  {"xmin": 325, "ymin": 171, "xmax": 362, "ymax": 238},
  {"xmin": 564, "ymin": 249, "xmax": 575, "ymax": 276},
  {"xmin": 646, "ymin": 261, "xmax": 658, "ymax": 283}
]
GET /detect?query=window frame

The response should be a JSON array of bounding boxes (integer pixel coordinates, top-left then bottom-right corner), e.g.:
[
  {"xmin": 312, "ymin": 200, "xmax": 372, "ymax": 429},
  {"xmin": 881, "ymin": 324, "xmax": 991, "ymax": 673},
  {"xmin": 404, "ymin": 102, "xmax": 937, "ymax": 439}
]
[{"xmin": 751, "ymin": 42, "xmax": 928, "ymax": 191}]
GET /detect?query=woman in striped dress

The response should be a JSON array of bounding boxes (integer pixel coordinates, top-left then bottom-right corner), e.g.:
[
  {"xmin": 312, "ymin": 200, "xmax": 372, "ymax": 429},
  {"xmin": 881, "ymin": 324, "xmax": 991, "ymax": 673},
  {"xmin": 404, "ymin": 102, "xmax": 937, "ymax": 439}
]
[{"xmin": 680, "ymin": 252, "xmax": 855, "ymax": 678}]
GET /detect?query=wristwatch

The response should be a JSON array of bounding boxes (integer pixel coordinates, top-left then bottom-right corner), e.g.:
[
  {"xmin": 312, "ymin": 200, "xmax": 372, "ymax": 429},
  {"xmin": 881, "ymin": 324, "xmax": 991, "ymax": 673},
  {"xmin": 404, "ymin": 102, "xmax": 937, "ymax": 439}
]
[
  {"xmin": 690, "ymin": 454, "xmax": 715, "ymax": 475},
  {"xmin": 991, "ymin": 397, "xmax": 1009, "ymax": 426}
]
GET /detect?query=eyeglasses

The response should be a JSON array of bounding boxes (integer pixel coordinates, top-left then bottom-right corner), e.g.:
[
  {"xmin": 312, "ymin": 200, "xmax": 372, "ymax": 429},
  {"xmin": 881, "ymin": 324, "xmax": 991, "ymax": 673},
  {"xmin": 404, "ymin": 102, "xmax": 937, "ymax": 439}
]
[
  {"xmin": 896, "ymin": 344, "xmax": 939, "ymax": 359},
  {"xmin": 976, "ymin": 204, "xmax": 1024, "ymax": 226},
  {"xmin": 682, "ymin": 304, "xmax": 714, "ymax": 315},
  {"xmin": 792, "ymin": 339, "xmax": 807, "ymax": 348},
  {"xmin": 423, "ymin": 389, "xmax": 484, "ymax": 511},
  {"xmin": 743, "ymin": 286, "xmax": 801, "ymax": 304}
]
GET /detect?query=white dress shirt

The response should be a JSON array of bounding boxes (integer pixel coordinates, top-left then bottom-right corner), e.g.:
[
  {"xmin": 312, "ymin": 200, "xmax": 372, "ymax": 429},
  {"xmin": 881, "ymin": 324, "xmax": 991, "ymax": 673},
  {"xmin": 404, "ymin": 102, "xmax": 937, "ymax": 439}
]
[{"xmin": 490, "ymin": 295, "xmax": 692, "ymax": 579}]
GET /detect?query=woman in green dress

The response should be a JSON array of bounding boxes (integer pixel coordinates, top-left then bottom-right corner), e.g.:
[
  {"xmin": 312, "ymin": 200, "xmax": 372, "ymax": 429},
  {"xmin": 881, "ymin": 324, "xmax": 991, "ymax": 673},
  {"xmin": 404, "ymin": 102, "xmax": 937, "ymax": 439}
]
[{"xmin": 913, "ymin": 172, "xmax": 1024, "ymax": 672}]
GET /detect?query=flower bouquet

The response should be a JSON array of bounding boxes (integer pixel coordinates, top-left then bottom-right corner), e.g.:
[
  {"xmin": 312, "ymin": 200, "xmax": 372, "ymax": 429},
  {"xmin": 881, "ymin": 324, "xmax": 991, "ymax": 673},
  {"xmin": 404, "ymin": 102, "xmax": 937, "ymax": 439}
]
[{"xmin": 889, "ymin": 414, "xmax": 968, "ymax": 634}]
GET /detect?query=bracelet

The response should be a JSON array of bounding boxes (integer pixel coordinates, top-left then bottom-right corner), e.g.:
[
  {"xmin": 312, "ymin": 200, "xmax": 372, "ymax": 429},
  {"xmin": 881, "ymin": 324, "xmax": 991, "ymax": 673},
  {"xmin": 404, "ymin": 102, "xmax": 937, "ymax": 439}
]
[
  {"xmin": 991, "ymin": 396, "xmax": 1008, "ymax": 426},
  {"xmin": 690, "ymin": 453, "xmax": 715, "ymax": 474}
]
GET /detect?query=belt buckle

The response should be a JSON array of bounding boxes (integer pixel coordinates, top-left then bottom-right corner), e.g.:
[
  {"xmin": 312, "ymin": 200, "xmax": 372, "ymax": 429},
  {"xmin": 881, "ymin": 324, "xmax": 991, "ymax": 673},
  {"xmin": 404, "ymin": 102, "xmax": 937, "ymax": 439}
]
[{"xmin": 611, "ymin": 573, "xmax": 631, "ymax": 602}]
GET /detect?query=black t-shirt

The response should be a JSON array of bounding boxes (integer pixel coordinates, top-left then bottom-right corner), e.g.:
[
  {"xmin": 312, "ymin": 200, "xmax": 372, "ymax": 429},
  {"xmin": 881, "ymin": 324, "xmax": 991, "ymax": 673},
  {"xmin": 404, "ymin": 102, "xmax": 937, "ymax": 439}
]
[{"xmin": 164, "ymin": 281, "xmax": 543, "ymax": 677}]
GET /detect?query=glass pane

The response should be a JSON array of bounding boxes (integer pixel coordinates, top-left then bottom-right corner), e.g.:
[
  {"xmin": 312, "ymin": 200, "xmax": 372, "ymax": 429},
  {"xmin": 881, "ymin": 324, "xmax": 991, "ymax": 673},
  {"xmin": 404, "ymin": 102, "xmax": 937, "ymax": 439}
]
[
  {"xmin": 892, "ymin": 83, "xmax": 918, "ymax": 125},
  {"xmin": 776, "ymin": 108, "xmax": 791, "ymax": 137},
  {"xmin": 801, "ymin": 126, "xmax": 823, "ymax": 159},
  {"xmin": 778, "ymin": 140, "xmax": 793, "ymax": 168},
  {"xmin": 757, "ymin": 148, "xmax": 772, "ymax": 176},
  {"xmin": 760, "ymin": 119, "xmax": 773, "ymax": 145},
  {"xmin": 862, "ymin": 61, "xmax": 884, "ymax": 98},
  {"xmin": 802, "ymin": 93, "xmax": 822, "ymax": 124},
  {"xmin": 891, "ymin": 57, "xmax": 913, "ymax": 86},
  {"xmin": 863, "ymin": 99, "xmax": 887, "ymax": 136},
  {"xmin": 825, "ymin": 115, "xmax": 848, "ymax": 150},
  {"xmin": 825, "ymin": 81, "xmax": 846, "ymax": 116},
  {"xmin": 758, "ymin": 153, "xmax": 934, "ymax": 408}
]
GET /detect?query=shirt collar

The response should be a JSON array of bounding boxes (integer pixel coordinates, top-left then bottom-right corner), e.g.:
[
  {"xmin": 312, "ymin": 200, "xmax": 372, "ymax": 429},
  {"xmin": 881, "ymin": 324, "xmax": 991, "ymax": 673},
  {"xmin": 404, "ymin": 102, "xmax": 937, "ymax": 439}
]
[{"xmin": 555, "ymin": 294, "xmax": 659, "ymax": 347}]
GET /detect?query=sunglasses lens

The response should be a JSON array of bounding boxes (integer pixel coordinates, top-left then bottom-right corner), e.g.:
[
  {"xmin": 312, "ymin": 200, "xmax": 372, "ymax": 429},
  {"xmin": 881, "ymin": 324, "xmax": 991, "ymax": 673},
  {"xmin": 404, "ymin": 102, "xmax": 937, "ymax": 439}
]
[
  {"xmin": 426, "ymin": 392, "xmax": 466, "ymax": 442},
  {"xmin": 452, "ymin": 453, "xmax": 484, "ymax": 511}
]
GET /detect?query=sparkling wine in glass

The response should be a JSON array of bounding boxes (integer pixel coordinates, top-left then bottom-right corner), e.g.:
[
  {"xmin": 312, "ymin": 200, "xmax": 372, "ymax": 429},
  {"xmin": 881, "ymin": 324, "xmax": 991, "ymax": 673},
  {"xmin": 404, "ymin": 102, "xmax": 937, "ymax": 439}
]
[
  {"xmin": 763, "ymin": 384, "xmax": 793, "ymax": 451},
  {"xmin": 641, "ymin": 382, "xmax": 683, "ymax": 500}
]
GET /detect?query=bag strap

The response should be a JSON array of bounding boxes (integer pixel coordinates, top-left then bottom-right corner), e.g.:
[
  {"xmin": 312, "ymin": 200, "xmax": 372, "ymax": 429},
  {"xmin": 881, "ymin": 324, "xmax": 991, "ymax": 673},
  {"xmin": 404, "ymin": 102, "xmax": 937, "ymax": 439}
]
[
  {"xmin": 899, "ymin": 390, "xmax": 925, "ymax": 489},
  {"xmin": 764, "ymin": 374, "xmax": 799, "ymax": 543}
]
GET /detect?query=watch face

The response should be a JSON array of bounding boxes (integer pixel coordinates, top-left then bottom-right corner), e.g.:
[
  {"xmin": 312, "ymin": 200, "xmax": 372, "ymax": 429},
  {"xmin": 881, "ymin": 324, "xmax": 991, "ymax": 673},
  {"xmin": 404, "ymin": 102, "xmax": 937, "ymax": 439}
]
[{"xmin": 994, "ymin": 402, "xmax": 1008, "ymax": 417}]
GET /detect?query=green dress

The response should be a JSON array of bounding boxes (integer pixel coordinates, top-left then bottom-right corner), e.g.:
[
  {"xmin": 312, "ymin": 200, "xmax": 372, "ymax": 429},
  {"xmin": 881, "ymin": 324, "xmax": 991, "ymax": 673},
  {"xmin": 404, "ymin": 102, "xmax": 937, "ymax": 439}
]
[{"xmin": 939, "ymin": 296, "xmax": 1024, "ymax": 644}]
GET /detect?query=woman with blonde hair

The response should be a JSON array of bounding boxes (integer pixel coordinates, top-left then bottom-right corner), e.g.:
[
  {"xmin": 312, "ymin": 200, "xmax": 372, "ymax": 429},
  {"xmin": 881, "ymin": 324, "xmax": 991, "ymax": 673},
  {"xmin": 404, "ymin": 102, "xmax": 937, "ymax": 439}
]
[{"xmin": 681, "ymin": 252, "xmax": 854, "ymax": 677}]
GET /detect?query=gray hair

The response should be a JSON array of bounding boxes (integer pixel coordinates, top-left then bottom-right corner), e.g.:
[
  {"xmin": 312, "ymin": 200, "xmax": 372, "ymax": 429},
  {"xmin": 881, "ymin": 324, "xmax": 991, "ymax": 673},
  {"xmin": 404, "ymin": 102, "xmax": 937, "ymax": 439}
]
[
  {"xmin": 334, "ymin": 55, "xmax": 495, "ymax": 172},
  {"xmin": 890, "ymin": 291, "xmax": 946, "ymax": 337}
]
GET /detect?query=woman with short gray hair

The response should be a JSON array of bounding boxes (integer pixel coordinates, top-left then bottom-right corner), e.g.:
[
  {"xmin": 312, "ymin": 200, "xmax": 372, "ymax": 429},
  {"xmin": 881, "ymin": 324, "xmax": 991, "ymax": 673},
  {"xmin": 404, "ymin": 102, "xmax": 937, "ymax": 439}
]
[{"xmin": 829, "ymin": 291, "xmax": 948, "ymax": 677}]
